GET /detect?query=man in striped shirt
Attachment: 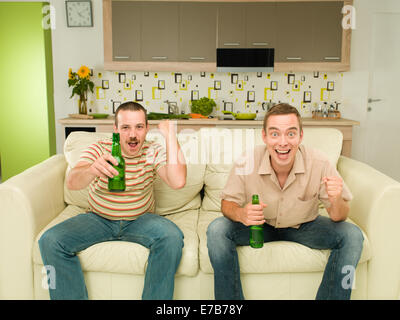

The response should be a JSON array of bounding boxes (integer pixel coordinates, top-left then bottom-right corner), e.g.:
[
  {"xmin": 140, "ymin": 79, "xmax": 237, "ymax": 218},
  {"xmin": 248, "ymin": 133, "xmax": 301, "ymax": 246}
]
[{"xmin": 39, "ymin": 102, "xmax": 187, "ymax": 300}]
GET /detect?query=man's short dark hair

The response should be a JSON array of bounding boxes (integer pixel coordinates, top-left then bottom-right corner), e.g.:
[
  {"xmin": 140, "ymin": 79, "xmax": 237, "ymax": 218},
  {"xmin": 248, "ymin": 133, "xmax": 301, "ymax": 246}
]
[
  {"xmin": 114, "ymin": 101, "xmax": 148, "ymax": 127},
  {"xmin": 263, "ymin": 103, "xmax": 302, "ymax": 132}
]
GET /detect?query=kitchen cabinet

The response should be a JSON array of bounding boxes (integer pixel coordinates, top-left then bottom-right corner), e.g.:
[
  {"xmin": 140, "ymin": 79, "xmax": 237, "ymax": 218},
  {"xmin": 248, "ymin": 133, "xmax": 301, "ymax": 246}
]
[
  {"xmin": 275, "ymin": 2, "xmax": 315, "ymax": 62},
  {"xmin": 179, "ymin": 3, "xmax": 217, "ymax": 62},
  {"xmin": 217, "ymin": 2, "xmax": 277, "ymax": 49},
  {"xmin": 245, "ymin": 3, "xmax": 277, "ymax": 49},
  {"xmin": 111, "ymin": 1, "xmax": 141, "ymax": 62},
  {"xmin": 275, "ymin": 2, "xmax": 343, "ymax": 63},
  {"xmin": 141, "ymin": 2, "xmax": 179, "ymax": 62},
  {"xmin": 274, "ymin": 0, "xmax": 351, "ymax": 71},
  {"xmin": 275, "ymin": 1, "xmax": 343, "ymax": 63},
  {"xmin": 312, "ymin": 1, "xmax": 343, "ymax": 62},
  {"xmin": 112, "ymin": 1, "xmax": 181, "ymax": 63},
  {"xmin": 103, "ymin": 0, "xmax": 353, "ymax": 72},
  {"xmin": 217, "ymin": 3, "xmax": 246, "ymax": 48},
  {"xmin": 104, "ymin": 0, "xmax": 215, "ymax": 71}
]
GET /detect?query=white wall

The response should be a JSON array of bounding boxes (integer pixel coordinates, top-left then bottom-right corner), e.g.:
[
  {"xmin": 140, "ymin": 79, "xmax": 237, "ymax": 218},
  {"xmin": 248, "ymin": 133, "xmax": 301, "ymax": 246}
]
[
  {"xmin": 49, "ymin": 0, "xmax": 104, "ymax": 153},
  {"xmin": 341, "ymin": 0, "xmax": 400, "ymax": 165},
  {"xmin": 340, "ymin": 0, "xmax": 375, "ymax": 162}
]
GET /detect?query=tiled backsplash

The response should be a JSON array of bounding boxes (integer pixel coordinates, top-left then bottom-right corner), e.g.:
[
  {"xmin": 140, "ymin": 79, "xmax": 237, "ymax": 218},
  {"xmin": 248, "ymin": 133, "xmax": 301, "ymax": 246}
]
[{"xmin": 86, "ymin": 70, "xmax": 343, "ymax": 118}]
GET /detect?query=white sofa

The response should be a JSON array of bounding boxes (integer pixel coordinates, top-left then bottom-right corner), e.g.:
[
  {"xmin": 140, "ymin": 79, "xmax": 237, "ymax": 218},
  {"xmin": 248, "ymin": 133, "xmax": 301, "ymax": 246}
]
[{"xmin": 1, "ymin": 127, "xmax": 399, "ymax": 300}]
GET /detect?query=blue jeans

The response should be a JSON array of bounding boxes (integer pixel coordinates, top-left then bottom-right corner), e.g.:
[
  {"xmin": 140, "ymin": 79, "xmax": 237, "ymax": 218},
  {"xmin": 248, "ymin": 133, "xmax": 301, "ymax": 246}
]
[
  {"xmin": 39, "ymin": 212, "xmax": 184, "ymax": 300},
  {"xmin": 207, "ymin": 215, "xmax": 364, "ymax": 300}
]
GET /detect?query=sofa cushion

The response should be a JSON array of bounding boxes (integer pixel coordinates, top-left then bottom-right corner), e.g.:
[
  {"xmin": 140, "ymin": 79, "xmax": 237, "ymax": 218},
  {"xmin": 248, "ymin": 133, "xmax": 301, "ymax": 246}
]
[
  {"xmin": 63, "ymin": 130, "xmax": 205, "ymax": 215},
  {"xmin": 201, "ymin": 127, "xmax": 343, "ymax": 212},
  {"xmin": 33, "ymin": 205, "xmax": 199, "ymax": 276},
  {"xmin": 198, "ymin": 208, "xmax": 372, "ymax": 274},
  {"xmin": 300, "ymin": 127, "xmax": 343, "ymax": 166},
  {"xmin": 200, "ymin": 127, "xmax": 262, "ymax": 212},
  {"xmin": 151, "ymin": 129, "xmax": 205, "ymax": 215}
]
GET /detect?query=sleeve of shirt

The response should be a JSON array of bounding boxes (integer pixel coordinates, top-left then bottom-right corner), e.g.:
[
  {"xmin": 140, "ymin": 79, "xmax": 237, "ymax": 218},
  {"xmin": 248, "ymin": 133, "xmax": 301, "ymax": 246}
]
[
  {"xmin": 220, "ymin": 153, "xmax": 248, "ymax": 208},
  {"xmin": 79, "ymin": 142, "xmax": 104, "ymax": 165},
  {"xmin": 318, "ymin": 159, "xmax": 353, "ymax": 209},
  {"xmin": 151, "ymin": 143, "xmax": 167, "ymax": 171}
]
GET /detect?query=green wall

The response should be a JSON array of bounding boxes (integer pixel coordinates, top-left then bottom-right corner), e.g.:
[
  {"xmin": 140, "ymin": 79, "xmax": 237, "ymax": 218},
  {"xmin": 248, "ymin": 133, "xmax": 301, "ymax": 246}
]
[{"xmin": 0, "ymin": 2, "xmax": 56, "ymax": 181}]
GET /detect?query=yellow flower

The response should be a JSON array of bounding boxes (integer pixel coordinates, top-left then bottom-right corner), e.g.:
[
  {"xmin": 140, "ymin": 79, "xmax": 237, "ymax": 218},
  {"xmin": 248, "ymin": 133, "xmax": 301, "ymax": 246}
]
[
  {"xmin": 77, "ymin": 65, "xmax": 90, "ymax": 79},
  {"xmin": 68, "ymin": 68, "xmax": 74, "ymax": 79}
]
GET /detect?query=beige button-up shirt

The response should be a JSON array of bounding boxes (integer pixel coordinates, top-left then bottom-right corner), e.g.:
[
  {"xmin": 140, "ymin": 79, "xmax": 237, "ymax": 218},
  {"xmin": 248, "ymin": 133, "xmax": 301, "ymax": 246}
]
[{"xmin": 221, "ymin": 144, "xmax": 352, "ymax": 229}]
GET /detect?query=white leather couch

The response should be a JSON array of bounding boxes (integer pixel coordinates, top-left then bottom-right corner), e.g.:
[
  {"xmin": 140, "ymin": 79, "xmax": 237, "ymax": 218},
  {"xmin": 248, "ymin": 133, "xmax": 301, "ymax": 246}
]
[{"xmin": 1, "ymin": 127, "xmax": 399, "ymax": 300}]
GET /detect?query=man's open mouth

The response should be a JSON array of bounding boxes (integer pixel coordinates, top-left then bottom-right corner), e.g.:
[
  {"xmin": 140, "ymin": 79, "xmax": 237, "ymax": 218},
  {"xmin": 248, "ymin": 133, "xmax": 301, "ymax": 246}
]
[
  {"xmin": 275, "ymin": 149, "xmax": 291, "ymax": 159},
  {"xmin": 128, "ymin": 141, "xmax": 139, "ymax": 148},
  {"xmin": 276, "ymin": 149, "xmax": 290, "ymax": 154}
]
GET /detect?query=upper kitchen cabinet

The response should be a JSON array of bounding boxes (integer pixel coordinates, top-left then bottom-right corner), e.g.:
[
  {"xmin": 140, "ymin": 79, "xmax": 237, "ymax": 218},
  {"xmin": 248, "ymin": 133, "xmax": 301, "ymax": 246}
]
[
  {"xmin": 245, "ymin": 3, "xmax": 277, "ymax": 49},
  {"xmin": 141, "ymin": 2, "xmax": 179, "ymax": 62},
  {"xmin": 104, "ymin": 0, "xmax": 216, "ymax": 71},
  {"xmin": 275, "ymin": 1, "xmax": 343, "ymax": 63},
  {"xmin": 275, "ymin": 2, "xmax": 315, "ymax": 63},
  {"xmin": 111, "ymin": 1, "xmax": 141, "ymax": 62},
  {"xmin": 104, "ymin": 0, "xmax": 352, "ymax": 72},
  {"xmin": 274, "ymin": 0, "xmax": 352, "ymax": 71},
  {"xmin": 179, "ymin": 3, "xmax": 217, "ymax": 62},
  {"xmin": 217, "ymin": 3, "xmax": 246, "ymax": 48},
  {"xmin": 311, "ymin": 1, "xmax": 343, "ymax": 62}
]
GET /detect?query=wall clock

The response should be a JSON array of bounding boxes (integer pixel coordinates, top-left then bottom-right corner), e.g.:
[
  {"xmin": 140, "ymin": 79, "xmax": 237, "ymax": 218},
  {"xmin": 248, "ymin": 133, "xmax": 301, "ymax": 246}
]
[{"xmin": 66, "ymin": 1, "xmax": 93, "ymax": 27}]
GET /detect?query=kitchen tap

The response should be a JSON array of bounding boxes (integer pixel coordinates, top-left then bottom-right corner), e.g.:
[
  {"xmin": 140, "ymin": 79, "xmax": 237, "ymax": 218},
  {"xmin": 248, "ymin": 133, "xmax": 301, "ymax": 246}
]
[
  {"xmin": 164, "ymin": 100, "xmax": 179, "ymax": 115},
  {"xmin": 223, "ymin": 102, "xmax": 233, "ymax": 112}
]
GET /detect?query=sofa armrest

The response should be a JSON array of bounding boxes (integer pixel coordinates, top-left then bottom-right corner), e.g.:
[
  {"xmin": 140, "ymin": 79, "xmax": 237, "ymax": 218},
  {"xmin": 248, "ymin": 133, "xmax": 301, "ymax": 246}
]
[
  {"xmin": 0, "ymin": 154, "xmax": 67, "ymax": 299},
  {"xmin": 338, "ymin": 155, "xmax": 400, "ymax": 299}
]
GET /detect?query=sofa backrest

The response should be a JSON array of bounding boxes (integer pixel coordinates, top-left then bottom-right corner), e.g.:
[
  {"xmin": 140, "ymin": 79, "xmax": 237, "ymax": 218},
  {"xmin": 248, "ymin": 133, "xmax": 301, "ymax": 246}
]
[
  {"xmin": 63, "ymin": 130, "xmax": 205, "ymax": 215},
  {"xmin": 63, "ymin": 127, "xmax": 343, "ymax": 215}
]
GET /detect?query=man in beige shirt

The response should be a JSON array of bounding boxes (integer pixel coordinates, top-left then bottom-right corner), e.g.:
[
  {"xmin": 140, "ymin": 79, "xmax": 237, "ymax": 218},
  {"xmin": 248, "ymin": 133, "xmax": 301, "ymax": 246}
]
[{"xmin": 207, "ymin": 103, "xmax": 364, "ymax": 300}]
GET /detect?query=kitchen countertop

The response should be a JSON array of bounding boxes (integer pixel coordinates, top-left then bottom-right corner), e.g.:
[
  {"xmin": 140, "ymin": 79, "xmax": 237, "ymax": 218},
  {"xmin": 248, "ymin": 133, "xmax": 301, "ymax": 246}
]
[{"xmin": 58, "ymin": 117, "xmax": 360, "ymax": 126}]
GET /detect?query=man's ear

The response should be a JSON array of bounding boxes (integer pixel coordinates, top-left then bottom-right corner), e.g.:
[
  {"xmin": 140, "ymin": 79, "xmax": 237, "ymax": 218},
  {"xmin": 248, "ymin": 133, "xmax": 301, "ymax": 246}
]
[
  {"xmin": 299, "ymin": 129, "xmax": 304, "ymax": 144},
  {"xmin": 261, "ymin": 128, "xmax": 267, "ymax": 144}
]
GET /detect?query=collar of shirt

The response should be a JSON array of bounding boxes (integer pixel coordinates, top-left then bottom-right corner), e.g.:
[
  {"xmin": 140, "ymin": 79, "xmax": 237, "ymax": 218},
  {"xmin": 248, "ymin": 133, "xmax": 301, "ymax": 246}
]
[{"xmin": 257, "ymin": 145, "xmax": 306, "ymax": 190}]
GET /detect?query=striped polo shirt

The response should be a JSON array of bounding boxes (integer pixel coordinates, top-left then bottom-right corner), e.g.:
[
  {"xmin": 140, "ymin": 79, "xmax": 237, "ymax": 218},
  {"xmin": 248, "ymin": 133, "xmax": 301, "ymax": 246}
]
[{"xmin": 80, "ymin": 138, "xmax": 167, "ymax": 220}]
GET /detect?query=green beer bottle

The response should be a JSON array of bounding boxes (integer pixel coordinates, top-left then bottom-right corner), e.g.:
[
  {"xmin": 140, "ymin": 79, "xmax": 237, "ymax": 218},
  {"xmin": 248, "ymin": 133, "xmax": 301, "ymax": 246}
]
[
  {"xmin": 250, "ymin": 194, "xmax": 264, "ymax": 248},
  {"xmin": 108, "ymin": 133, "xmax": 126, "ymax": 192}
]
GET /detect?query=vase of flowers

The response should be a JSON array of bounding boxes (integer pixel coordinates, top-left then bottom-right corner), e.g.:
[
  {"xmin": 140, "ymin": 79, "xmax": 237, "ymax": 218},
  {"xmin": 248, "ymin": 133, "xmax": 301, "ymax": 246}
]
[{"xmin": 68, "ymin": 65, "xmax": 94, "ymax": 114}]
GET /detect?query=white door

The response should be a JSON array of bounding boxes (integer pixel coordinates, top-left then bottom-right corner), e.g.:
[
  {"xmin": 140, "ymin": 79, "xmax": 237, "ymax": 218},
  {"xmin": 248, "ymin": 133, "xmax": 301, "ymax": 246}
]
[{"xmin": 365, "ymin": 11, "xmax": 400, "ymax": 182}]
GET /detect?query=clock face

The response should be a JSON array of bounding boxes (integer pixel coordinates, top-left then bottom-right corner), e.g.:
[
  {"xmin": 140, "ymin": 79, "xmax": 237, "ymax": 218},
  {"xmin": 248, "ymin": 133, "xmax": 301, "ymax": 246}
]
[{"xmin": 66, "ymin": 1, "xmax": 93, "ymax": 27}]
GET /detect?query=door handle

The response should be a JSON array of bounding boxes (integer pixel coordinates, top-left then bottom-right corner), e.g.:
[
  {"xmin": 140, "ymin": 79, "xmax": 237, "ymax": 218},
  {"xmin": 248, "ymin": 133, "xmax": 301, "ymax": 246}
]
[{"xmin": 368, "ymin": 98, "xmax": 382, "ymax": 103}]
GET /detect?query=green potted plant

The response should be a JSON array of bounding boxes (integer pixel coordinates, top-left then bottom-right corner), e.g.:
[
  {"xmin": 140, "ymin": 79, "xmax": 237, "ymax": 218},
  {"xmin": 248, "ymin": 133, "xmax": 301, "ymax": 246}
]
[{"xmin": 190, "ymin": 97, "xmax": 216, "ymax": 117}]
